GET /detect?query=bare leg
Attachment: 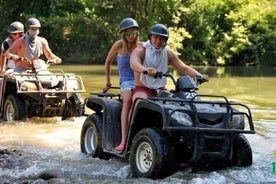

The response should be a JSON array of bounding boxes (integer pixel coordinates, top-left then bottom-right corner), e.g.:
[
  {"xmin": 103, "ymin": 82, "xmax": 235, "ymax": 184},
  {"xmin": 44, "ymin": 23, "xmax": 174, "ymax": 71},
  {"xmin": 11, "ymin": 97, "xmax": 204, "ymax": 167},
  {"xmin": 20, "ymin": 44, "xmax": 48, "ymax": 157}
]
[
  {"xmin": 115, "ymin": 89, "xmax": 132, "ymax": 150},
  {"xmin": 115, "ymin": 89, "xmax": 149, "ymax": 151},
  {"xmin": 120, "ymin": 89, "xmax": 132, "ymax": 143}
]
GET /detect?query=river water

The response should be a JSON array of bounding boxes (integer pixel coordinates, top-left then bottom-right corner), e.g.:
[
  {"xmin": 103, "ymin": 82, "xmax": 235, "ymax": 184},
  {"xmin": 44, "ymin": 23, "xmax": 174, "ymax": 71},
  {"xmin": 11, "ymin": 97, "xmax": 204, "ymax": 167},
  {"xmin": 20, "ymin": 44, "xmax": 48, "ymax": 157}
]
[{"xmin": 0, "ymin": 65, "xmax": 276, "ymax": 183}]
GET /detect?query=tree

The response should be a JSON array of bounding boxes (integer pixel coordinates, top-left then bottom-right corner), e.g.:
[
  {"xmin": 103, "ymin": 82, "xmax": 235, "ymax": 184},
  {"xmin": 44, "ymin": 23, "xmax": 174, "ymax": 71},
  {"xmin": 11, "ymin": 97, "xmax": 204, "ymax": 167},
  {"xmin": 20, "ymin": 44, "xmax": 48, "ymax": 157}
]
[{"xmin": 0, "ymin": 0, "xmax": 274, "ymax": 65}]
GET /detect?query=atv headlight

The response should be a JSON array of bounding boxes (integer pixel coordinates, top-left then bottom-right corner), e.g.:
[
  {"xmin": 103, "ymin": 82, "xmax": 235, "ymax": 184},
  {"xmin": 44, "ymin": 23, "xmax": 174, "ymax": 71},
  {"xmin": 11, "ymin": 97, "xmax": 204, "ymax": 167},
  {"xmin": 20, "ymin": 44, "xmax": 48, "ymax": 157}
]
[
  {"xmin": 229, "ymin": 114, "xmax": 244, "ymax": 128},
  {"xmin": 170, "ymin": 110, "xmax": 193, "ymax": 126}
]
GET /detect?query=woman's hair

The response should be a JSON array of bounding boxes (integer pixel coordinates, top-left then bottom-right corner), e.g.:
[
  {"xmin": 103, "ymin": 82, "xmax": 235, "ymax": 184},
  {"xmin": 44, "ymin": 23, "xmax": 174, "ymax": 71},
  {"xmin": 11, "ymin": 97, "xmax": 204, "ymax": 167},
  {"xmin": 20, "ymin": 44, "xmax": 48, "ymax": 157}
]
[{"xmin": 121, "ymin": 28, "xmax": 139, "ymax": 55}]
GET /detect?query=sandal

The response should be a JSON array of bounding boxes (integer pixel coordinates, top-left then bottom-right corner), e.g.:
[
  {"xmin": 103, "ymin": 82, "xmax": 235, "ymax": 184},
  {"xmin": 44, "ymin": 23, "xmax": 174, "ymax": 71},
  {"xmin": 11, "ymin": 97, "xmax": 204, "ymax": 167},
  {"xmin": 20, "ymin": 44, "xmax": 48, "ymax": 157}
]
[{"xmin": 115, "ymin": 142, "xmax": 124, "ymax": 151}]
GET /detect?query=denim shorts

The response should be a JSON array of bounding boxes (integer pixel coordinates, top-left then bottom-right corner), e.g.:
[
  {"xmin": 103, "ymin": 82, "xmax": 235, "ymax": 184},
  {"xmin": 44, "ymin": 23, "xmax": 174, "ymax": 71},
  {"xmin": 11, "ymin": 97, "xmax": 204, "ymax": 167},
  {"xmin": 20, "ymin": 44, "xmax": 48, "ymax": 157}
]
[{"xmin": 120, "ymin": 80, "xmax": 135, "ymax": 93}]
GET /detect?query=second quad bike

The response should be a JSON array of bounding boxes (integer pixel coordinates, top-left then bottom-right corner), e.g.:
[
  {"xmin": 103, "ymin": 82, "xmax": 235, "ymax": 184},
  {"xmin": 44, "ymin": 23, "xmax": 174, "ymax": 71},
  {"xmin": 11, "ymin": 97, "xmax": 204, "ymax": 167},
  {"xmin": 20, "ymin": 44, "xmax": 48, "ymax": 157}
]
[
  {"xmin": 80, "ymin": 72, "xmax": 255, "ymax": 179},
  {"xmin": 0, "ymin": 58, "xmax": 85, "ymax": 122}
]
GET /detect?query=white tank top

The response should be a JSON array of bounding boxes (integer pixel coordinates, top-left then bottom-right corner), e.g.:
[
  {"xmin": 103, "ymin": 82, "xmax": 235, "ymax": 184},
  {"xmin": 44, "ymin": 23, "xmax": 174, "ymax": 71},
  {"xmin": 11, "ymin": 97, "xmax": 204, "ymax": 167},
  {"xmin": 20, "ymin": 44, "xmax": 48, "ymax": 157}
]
[{"xmin": 140, "ymin": 40, "xmax": 167, "ymax": 89}]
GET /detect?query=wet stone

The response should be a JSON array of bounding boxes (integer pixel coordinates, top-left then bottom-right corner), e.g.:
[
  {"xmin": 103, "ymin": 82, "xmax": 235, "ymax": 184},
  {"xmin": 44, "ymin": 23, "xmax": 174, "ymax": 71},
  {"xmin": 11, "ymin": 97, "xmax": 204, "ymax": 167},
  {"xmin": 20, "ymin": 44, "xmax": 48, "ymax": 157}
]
[
  {"xmin": 0, "ymin": 149, "xmax": 11, "ymax": 154},
  {"xmin": 38, "ymin": 168, "xmax": 64, "ymax": 180},
  {"xmin": 0, "ymin": 149, "xmax": 23, "ymax": 169}
]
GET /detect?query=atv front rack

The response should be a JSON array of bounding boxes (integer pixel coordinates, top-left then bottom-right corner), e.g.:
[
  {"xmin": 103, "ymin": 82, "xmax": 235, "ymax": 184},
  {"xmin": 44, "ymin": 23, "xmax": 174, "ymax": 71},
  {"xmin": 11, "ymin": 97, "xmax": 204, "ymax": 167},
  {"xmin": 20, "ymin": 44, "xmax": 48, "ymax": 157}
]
[{"xmin": 147, "ymin": 94, "xmax": 255, "ymax": 134}]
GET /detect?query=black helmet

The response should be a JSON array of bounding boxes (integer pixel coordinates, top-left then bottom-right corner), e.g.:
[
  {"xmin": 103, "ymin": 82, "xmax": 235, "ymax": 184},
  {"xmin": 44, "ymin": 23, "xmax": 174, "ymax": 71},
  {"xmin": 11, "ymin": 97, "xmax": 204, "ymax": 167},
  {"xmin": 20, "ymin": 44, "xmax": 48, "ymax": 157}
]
[
  {"xmin": 7, "ymin": 21, "xmax": 24, "ymax": 33},
  {"xmin": 148, "ymin": 24, "xmax": 169, "ymax": 40},
  {"xmin": 119, "ymin": 18, "xmax": 139, "ymax": 33},
  {"xmin": 26, "ymin": 18, "xmax": 41, "ymax": 28}
]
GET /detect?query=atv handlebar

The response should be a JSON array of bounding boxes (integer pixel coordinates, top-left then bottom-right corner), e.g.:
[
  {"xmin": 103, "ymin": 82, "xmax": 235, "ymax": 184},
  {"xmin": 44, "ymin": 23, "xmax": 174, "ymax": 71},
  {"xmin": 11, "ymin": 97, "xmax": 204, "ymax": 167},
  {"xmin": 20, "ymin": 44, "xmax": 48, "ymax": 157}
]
[
  {"xmin": 194, "ymin": 76, "xmax": 207, "ymax": 85},
  {"xmin": 17, "ymin": 57, "xmax": 26, "ymax": 62},
  {"xmin": 142, "ymin": 70, "xmax": 164, "ymax": 79},
  {"xmin": 18, "ymin": 57, "xmax": 57, "ymax": 69},
  {"xmin": 18, "ymin": 57, "xmax": 33, "ymax": 67},
  {"xmin": 142, "ymin": 71, "xmax": 207, "ymax": 86}
]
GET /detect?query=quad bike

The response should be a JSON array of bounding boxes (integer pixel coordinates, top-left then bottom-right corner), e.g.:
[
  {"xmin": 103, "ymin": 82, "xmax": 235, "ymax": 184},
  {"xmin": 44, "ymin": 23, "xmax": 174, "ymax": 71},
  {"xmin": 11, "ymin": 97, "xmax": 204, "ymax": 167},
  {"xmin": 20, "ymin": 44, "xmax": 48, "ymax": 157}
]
[
  {"xmin": 80, "ymin": 72, "xmax": 255, "ymax": 179},
  {"xmin": 0, "ymin": 58, "xmax": 85, "ymax": 122}
]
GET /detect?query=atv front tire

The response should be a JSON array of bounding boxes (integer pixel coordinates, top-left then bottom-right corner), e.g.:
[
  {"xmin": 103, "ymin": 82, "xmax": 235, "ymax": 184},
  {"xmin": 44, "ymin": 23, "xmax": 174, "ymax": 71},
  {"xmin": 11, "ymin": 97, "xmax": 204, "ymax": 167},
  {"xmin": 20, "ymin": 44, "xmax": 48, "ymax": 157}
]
[
  {"xmin": 3, "ymin": 95, "xmax": 26, "ymax": 122},
  {"xmin": 130, "ymin": 128, "xmax": 174, "ymax": 179},
  {"xmin": 232, "ymin": 134, "xmax": 253, "ymax": 166}
]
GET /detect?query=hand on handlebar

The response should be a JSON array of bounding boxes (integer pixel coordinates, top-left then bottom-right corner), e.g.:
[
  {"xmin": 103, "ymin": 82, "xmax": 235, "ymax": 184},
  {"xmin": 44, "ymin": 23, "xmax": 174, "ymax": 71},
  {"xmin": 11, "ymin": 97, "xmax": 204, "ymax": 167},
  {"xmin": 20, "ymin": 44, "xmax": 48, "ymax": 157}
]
[
  {"xmin": 102, "ymin": 86, "xmax": 110, "ymax": 93},
  {"xmin": 142, "ymin": 67, "xmax": 158, "ymax": 77},
  {"xmin": 102, "ymin": 83, "xmax": 111, "ymax": 93},
  {"xmin": 143, "ymin": 68, "xmax": 164, "ymax": 79},
  {"xmin": 143, "ymin": 67, "xmax": 156, "ymax": 76},
  {"xmin": 18, "ymin": 57, "xmax": 28, "ymax": 62},
  {"xmin": 202, "ymin": 74, "xmax": 209, "ymax": 82},
  {"xmin": 196, "ymin": 74, "xmax": 209, "ymax": 84},
  {"xmin": 154, "ymin": 72, "xmax": 163, "ymax": 79}
]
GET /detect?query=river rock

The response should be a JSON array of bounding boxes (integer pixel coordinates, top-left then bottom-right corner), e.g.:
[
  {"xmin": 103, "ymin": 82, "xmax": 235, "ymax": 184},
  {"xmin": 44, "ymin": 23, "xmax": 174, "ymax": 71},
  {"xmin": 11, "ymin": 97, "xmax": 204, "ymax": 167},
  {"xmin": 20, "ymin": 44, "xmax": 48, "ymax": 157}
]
[
  {"xmin": 38, "ymin": 168, "xmax": 64, "ymax": 180},
  {"xmin": 0, "ymin": 149, "xmax": 22, "ymax": 169}
]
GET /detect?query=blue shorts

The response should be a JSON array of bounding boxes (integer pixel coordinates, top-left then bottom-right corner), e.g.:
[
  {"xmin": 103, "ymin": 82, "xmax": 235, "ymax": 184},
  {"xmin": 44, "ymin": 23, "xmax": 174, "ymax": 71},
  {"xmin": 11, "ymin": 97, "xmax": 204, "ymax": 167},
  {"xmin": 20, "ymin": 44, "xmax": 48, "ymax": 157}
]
[{"xmin": 120, "ymin": 80, "xmax": 135, "ymax": 93}]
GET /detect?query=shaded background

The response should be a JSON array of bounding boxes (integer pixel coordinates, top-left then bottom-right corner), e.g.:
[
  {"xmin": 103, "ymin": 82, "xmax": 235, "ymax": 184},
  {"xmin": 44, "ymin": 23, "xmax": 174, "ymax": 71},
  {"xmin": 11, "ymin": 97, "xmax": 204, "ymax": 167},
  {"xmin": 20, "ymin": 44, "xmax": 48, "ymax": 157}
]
[{"xmin": 0, "ymin": 0, "xmax": 275, "ymax": 66}]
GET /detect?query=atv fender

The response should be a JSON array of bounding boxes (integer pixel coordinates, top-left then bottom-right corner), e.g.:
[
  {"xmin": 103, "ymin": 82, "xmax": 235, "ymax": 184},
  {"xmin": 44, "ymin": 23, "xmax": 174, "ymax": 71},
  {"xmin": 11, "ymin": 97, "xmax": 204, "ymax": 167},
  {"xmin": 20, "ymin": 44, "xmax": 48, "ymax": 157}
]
[
  {"xmin": 86, "ymin": 96, "xmax": 122, "ymax": 151},
  {"xmin": 126, "ymin": 98, "xmax": 167, "ymax": 151}
]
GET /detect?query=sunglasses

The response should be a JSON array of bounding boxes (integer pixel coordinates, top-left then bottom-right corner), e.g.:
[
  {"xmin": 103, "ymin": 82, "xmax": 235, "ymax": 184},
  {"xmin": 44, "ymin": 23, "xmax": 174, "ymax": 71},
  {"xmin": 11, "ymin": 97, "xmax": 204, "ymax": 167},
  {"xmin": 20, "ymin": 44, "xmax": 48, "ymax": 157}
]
[
  {"xmin": 124, "ymin": 30, "xmax": 139, "ymax": 36},
  {"xmin": 10, "ymin": 33, "xmax": 19, "ymax": 36}
]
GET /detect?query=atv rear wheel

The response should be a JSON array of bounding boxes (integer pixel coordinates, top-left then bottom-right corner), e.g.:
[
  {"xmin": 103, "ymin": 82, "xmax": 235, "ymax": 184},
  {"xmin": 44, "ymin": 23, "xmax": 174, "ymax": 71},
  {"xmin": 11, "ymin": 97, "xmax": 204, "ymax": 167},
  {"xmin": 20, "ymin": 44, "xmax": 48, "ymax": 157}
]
[
  {"xmin": 62, "ymin": 93, "xmax": 84, "ymax": 120},
  {"xmin": 130, "ymin": 128, "xmax": 174, "ymax": 179},
  {"xmin": 80, "ymin": 114, "xmax": 110, "ymax": 159},
  {"xmin": 3, "ymin": 95, "xmax": 26, "ymax": 122},
  {"xmin": 232, "ymin": 134, "xmax": 253, "ymax": 166}
]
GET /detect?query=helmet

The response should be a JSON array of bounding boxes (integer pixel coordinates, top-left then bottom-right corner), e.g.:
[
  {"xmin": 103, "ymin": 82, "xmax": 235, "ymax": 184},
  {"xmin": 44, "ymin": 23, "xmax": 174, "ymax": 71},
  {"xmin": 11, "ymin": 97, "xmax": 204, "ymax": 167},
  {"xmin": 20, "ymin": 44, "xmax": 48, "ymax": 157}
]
[
  {"xmin": 119, "ymin": 18, "xmax": 139, "ymax": 33},
  {"xmin": 148, "ymin": 24, "xmax": 169, "ymax": 40},
  {"xmin": 26, "ymin": 18, "xmax": 41, "ymax": 28},
  {"xmin": 7, "ymin": 21, "xmax": 24, "ymax": 33}
]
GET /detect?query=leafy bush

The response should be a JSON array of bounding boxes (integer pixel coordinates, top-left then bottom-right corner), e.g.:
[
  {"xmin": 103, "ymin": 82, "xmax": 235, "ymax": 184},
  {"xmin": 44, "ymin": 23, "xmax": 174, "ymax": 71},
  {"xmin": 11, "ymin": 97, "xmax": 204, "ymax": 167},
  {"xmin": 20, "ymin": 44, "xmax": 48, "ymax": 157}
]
[{"xmin": 0, "ymin": 0, "xmax": 274, "ymax": 66}]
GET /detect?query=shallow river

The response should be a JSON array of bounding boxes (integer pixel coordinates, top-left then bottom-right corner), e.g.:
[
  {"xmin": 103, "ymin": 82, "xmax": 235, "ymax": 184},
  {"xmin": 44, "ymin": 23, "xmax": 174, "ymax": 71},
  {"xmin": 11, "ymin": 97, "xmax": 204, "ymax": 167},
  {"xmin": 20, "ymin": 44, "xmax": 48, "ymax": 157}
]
[{"xmin": 0, "ymin": 65, "xmax": 276, "ymax": 183}]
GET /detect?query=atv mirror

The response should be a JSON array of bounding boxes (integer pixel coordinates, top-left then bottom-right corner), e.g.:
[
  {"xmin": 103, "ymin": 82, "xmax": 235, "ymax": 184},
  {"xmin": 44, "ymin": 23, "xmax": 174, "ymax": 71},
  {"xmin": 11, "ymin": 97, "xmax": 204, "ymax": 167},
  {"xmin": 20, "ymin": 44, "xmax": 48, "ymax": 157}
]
[{"xmin": 176, "ymin": 75, "xmax": 198, "ymax": 91}]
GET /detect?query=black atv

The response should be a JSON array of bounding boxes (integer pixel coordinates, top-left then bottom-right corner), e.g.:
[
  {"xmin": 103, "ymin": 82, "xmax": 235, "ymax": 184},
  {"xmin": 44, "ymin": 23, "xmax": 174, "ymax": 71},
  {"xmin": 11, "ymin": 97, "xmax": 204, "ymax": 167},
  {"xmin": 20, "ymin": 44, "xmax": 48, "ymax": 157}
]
[
  {"xmin": 80, "ymin": 73, "xmax": 255, "ymax": 179},
  {"xmin": 0, "ymin": 58, "xmax": 85, "ymax": 122}
]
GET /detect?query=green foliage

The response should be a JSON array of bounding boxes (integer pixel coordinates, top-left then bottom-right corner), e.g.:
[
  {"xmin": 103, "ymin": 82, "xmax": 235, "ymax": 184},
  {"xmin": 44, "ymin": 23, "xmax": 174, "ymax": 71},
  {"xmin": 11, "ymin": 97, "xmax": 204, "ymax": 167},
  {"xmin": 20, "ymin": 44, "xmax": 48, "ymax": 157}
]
[
  {"xmin": 167, "ymin": 27, "xmax": 192, "ymax": 56},
  {"xmin": 0, "ymin": 0, "xmax": 274, "ymax": 66}
]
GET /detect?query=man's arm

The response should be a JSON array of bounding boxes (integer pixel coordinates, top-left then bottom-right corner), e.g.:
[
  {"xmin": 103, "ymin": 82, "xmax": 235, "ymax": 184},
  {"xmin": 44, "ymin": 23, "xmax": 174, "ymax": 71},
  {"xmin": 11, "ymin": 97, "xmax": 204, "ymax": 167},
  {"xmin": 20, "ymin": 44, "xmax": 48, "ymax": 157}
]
[
  {"xmin": 5, "ymin": 39, "xmax": 21, "ymax": 60},
  {"xmin": 41, "ymin": 38, "xmax": 62, "ymax": 64},
  {"xmin": 168, "ymin": 49, "xmax": 208, "ymax": 80},
  {"xmin": 0, "ymin": 52, "xmax": 6, "ymax": 73},
  {"xmin": 130, "ymin": 45, "xmax": 146, "ymax": 73},
  {"xmin": 131, "ymin": 45, "xmax": 163, "ymax": 77}
]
